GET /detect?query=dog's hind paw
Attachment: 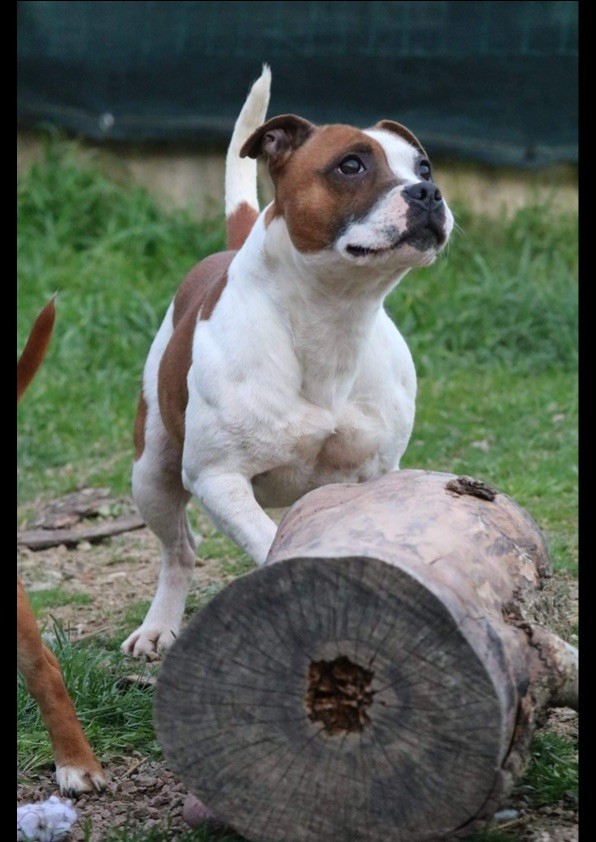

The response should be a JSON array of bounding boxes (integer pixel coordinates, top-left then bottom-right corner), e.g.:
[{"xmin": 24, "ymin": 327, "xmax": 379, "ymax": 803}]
[
  {"xmin": 121, "ymin": 625, "xmax": 177, "ymax": 658},
  {"xmin": 56, "ymin": 764, "xmax": 107, "ymax": 796}
]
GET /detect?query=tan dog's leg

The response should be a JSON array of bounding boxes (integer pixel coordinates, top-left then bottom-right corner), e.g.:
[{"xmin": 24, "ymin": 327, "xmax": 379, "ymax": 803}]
[{"xmin": 17, "ymin": 577, "xmax": 106, "ymax": 795}]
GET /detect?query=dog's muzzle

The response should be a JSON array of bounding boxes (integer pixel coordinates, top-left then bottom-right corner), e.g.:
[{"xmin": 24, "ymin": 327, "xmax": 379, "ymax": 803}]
[{"xmin": 403, "ymin": 180, "xmax": 448, "ymax": 248}]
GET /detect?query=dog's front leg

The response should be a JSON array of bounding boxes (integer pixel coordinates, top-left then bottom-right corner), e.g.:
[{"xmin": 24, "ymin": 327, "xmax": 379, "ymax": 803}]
[
  {"xmin": 17, "ymin": 578, "xmax": 106, "ymax": 794},
  {"xmin": 122, "ymin": 470, "xmax": 274, "ymax": 660},
  {"xmin": 191, "ymin": 470, "xmax": 278, "ymax": 566}
]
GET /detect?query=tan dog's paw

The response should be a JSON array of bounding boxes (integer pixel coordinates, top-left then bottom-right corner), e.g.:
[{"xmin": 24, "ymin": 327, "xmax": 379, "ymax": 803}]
[
  {"xmin": 121, "ymin": 625, "xmax": 176, "ymax": 658},
  {"xmin": 56, "ymin": 763, "xmax": 107, "ymax": 796}
]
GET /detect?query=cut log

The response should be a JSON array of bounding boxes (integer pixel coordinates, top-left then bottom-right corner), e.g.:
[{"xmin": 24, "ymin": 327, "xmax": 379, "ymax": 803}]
[{"xmin": 154, "ymin": 469, "xmax": 577, "ymax": 842}]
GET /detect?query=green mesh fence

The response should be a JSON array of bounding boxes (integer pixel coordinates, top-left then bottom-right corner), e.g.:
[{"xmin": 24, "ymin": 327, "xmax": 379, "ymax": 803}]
[{"xmin": 17, "ymin": 0, "xmax": 578, "ymax": 167}]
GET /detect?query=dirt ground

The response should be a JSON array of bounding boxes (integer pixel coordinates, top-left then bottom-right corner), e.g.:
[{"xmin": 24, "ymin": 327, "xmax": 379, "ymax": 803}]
[{"xmin": 17, "ymin": 490, "xmax": 578, "ymax": 841}]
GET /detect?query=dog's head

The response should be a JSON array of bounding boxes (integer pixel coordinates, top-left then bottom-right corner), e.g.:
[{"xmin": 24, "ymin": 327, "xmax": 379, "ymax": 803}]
[{"xmin": 241, "ymin": 116, "xmax": 453, "ymax": 275}]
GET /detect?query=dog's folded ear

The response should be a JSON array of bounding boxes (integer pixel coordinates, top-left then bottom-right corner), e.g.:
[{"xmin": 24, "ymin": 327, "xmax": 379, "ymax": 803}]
[
  {"xmin": 373, "ymin": 120, "xmax": 427, "ymax": 157},
  {"xmin": 240, "ymin": 115, "xmax": 314, "ymax": 166}
]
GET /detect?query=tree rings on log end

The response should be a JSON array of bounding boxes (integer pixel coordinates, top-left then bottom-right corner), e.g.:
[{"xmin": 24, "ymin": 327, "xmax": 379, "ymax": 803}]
[{"xmin": 154, "ymin": 556, "xmax": 507, "ymax": 842}]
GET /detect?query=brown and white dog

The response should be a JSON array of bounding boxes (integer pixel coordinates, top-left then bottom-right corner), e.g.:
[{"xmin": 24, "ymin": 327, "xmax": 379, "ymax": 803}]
[
  {"xmin": 17, "ymin": 300, "xmax": 106, "ymax": 794},
  {"xmin": 123, "ymin": 66, "xmax": 454, "ymax": 657}
]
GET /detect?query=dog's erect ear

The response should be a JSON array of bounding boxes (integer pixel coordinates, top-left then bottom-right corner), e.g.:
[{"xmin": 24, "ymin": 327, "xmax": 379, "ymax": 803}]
[
  {"xmin": 240, "ymin": 115, "xmax": 315, "ymax": 165},
  {"xmin": 374, "ymin": 120, "xmax": 427, "ymax": 157}
]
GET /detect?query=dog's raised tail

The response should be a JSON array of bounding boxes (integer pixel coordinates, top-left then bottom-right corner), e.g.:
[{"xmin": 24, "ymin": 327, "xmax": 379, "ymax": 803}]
[
  {"xmin": 17, "ymin": 297, "xmax": 56, "ymax": 403},
  {"xmin": 225, "ymin": 64, "xmax": 271, "ymax": 250}
]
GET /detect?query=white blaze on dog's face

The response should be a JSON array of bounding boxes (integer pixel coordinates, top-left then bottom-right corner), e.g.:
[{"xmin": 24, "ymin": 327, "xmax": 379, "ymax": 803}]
[{"xmin": 241, "ymin": 115, "xmax": 454, "ymax": 274}]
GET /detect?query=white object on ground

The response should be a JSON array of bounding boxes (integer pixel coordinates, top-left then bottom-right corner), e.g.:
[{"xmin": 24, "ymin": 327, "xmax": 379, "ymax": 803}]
[{"xmin": 17, "ymin": 796, "xmax": 77, "ymax": 841}]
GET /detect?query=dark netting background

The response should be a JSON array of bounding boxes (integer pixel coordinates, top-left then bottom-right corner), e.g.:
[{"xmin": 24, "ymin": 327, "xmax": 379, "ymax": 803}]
[{"xmin": 17, "ymin": 0, "xmax": 578, "ymax": 168}]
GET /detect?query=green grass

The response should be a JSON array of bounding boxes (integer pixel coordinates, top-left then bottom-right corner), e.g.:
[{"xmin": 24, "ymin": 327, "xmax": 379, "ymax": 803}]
[
  {"xmin": 28, "ymin": 587, "xmax": 92, "ymax": 617},
  {"xmin": 522, "ymin": 732, "xmax": 578, "ymax": 806},
  {"xmin": 465, "ymin": 731, "xmax": 579, "ymax": 841},
  {"xmin": 467, "ymin": 831, "xmax": 522, "ymax": 842},
  {"xmin": 389, "ymin": 203, "xmax": 578, "ymax": 377},
  {"xmin": 17, "ymin": 139, "xmax": 578, "ymax": 837},
  {"xmin": 17, "ymin": 624, "xmax": 160, "ymax": 773},
  {"xmin": 17, "ymin": 138, "xmax": 226, "ymax": 501},
  {"xmin": 122, "ymin": 599, "xmax": 153, "ymax": 632}
]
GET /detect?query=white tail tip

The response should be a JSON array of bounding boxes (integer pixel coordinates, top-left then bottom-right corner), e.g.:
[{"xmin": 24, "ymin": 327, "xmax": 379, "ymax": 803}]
[{"xmin": 225, "ymin": 65, "xmax": 272, "ymax": 218}]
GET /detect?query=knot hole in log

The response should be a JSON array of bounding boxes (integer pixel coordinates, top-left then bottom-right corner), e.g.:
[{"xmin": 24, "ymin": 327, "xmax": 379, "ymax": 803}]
[
  {"xmin": 445, "ymin": 475, "xmax": 497, "ymax": 501},
  {"xmin": 305, "ymin": 655, "xmax": 374, "ymax": 736}
]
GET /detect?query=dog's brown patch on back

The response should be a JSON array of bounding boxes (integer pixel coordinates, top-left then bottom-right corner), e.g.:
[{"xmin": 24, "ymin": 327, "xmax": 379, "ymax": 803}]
[
  {"xmin": 133, "ymin": 391, "xmax": 148, "ymax": 461},
  {"xmin": 272, "ymin": 125, "xmax": 399, "ymax": 253},
  {"xmin": 227, "ymin": 202, "xmax": 259, "ymax": 250},
  {"xmin": 158, "ymin": 251, "xmax": 236, "ymax": 450}
]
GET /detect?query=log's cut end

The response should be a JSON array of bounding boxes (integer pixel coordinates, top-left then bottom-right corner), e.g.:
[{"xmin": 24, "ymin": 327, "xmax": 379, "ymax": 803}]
[{"xmin": 155, "ymin": 556, "xmax": 508, "ymax": 842}]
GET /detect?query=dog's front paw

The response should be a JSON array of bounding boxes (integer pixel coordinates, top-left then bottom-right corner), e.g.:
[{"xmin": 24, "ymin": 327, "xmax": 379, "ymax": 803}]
[
  {"xmin": 56, "ymin": 764, "xmax": 107, "ymax": 796},
  {"xmin": 121, "ymin": 625, "xmax": 177, "ymax": 658}
]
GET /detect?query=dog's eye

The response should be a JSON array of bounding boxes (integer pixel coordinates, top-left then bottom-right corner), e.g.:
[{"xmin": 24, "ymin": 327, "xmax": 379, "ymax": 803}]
[
  {"xmin": 419, "ymin": 160, "xmax": 432, "ymax": 180},
  {"xmin": 337, "ymin": 156, "xmax": 365, "ymax": 175}
]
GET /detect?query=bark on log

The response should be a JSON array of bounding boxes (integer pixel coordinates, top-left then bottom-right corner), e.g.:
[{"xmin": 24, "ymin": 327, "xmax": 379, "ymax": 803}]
[{"xmin": 154, "ymin": 469, "xmax": 578, "ymax": 842}]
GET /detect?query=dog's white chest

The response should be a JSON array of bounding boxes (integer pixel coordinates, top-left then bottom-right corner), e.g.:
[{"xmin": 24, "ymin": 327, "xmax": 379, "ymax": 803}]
[
  {"xmin": 251, "ymin": 402, "xmax": 402, "ymax": 508},
  {"xmin": 182, "ymin": 291, "xmax": 417, "ymax": 510}
]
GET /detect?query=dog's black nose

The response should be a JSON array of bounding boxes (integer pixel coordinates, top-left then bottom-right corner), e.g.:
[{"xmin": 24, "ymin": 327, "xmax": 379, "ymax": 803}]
[{"xmin": 405, "ymin": 181, "xmax": 443, "ymax": 207}]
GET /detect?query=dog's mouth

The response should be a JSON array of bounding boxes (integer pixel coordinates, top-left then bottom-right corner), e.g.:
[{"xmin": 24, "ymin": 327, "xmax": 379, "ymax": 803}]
[
  {"xmin": 346, "ymin": 219, "xmax": 445, "ymax": 260},
  {"xmin": 346, "ymin": 243, "xmax": 391, "ymax": 258}
]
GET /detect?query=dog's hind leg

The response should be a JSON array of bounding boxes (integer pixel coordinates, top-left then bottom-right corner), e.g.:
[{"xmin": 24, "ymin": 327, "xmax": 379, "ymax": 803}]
[
  {"xmin": 17, "ymin": 578, "xmax": 106, "ymax": 794},
  {"xmin": 122, "ymin": 409, "xmax": 198, "ymax": 658}
]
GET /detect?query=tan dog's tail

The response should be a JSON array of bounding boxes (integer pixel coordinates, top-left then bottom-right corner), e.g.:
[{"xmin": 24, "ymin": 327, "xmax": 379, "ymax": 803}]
[
  {"xmin": 17, "ymin": 297, "xmax": 56, "ymax": 403},
  {"xmin": 225, "ymin": 64, "xmax": 271, "ymax": 250}
]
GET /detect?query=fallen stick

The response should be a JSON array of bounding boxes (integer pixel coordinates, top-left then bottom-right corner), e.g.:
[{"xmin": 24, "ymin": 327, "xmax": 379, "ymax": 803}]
[{"xmin": 17, "ymin": 514, "xmax": 145, "ymax": 550}]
